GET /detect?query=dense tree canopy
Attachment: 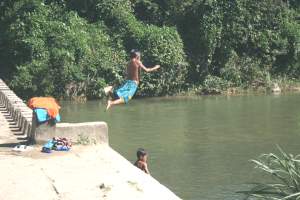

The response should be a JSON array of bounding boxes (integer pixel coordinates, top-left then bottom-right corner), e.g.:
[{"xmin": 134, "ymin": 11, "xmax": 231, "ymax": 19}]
[{"xmin": 0, "ymin": 0, "xmax": 299, "ymax": 99}]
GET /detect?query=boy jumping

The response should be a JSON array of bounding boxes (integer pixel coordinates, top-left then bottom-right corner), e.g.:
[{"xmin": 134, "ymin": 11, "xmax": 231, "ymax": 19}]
[{"xmin": 105, "ymin": 49, "xmax": 160, "ymax": 110}]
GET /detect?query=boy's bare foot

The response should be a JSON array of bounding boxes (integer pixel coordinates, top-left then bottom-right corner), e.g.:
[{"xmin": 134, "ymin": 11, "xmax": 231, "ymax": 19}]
[
  {"xmin": 106, "ymin": 100, "xmax": 112, "ymax": 110},
  {"xmin": 104, "ymin": 86, "xmax": 113, "ymax": 96}
]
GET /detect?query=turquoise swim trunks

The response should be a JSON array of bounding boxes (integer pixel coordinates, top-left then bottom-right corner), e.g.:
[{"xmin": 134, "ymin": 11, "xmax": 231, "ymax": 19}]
[{"xmin": 115, "ymin": 80, "xmax": 138, "ymax": 104}]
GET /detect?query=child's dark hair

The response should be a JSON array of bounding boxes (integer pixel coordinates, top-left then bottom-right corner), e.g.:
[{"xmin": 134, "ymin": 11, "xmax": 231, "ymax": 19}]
[
  {"xmin": 130, "ymin": 49, "xmax": 141, "ymax": 59},
  {"xmin": 137, "ymin": 148, "xmax": 147, "ymax": 158}
]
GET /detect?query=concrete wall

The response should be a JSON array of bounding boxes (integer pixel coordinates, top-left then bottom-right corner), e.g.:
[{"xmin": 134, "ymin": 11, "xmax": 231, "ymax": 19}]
[
  {"xmin": 32, "ymin": 118, "xmax": 109, "ymax": 145},
  {"xmin": 0, "ymin": 79, "xmax": 108, "ymax": 145}
]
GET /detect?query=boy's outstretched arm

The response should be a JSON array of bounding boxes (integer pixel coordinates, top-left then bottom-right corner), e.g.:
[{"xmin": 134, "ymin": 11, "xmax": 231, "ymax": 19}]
[{"xmin": 138, "ymin": 61, "xmax": 160, "ymax": 72}]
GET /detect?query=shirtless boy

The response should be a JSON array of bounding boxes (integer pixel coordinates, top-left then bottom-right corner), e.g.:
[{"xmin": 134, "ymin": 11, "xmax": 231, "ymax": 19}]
[
  {"xmin": 134, "ymin": 148, "xmax": 150, "ymax": 174},
  {"xmin": 105, "ymin": 49, "xmax": 160, "ymax": 110}
]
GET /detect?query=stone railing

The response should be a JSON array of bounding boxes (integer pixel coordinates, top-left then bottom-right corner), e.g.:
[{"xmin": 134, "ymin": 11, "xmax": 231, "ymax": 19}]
[
  {"xmin": 0, "ymin": 79, "xmax": 108, "ymax": 145},
  {"xmin": 0, "ymin": 79, "xmax": 32, "ymax": 138}
]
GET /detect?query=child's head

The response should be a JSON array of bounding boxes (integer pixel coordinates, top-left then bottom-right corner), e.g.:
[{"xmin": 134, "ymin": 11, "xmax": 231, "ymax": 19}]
[
  {"xmin": 136, "ymin": 148, "xmax": 148, "ymax": 162},
  {"xmin": 130, "ymin": 49, "xmax": 141, "ymax": 60}
]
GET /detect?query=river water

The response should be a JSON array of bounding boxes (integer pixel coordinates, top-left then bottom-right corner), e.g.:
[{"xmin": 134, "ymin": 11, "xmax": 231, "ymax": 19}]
[{"xmin": 60, "ymin": 94, "xmax": 300, "ymax": 200}]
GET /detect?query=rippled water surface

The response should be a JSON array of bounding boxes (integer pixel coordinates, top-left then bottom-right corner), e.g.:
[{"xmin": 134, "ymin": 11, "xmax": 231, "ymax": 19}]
[{"xmin": 60, "ymin": 94, "xmax": 300, "ymax": 200}]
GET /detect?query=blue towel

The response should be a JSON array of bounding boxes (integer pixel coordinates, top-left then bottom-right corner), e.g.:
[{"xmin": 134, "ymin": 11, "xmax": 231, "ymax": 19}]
[
  {"xmin": 34, "ymin": 108, "xmax": 61, "ymax": 123},
  {"xmin": 34, "ymin": 108, "xmax": 48, "ymax": 122}
]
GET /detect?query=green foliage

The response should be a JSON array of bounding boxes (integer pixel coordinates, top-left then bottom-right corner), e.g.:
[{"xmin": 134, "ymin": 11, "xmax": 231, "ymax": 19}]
[
  {"xmin": 273, "ymin": 8, "xmax": 300, "ymax": 77},
  {"xmin": 178, "ymin": 0, "xmax": 300, "ymax": 87},
  {"xmin": 132, "ymin": 0, "xmax": 194, "ymax": 26},
  {"xmin": 1, "ymin": 1, "xmax": 126, "ymax": 99},
  {"xmin": 201, "ymin": 75, "xmax": 230, "ymax": 95},
  {"xmin": 0, "ymin": 0, "xmax": 300, "ymax": 99},
  {"xmin": 242, "ymin": 146, "xmax": 300, "ymax": 200},
  {"xmin": 137, "ymin": 25, "xmax": 187, "ymax": 96},
  {"xmin": 220, "ymin": 52, "xmax": 271, "ymax": 88}
]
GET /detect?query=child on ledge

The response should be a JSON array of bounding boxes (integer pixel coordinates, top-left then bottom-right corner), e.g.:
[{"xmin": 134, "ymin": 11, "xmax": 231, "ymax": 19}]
[{"xmin": 134, "ymin": 148, "xmax": 150, "ymax": 175}]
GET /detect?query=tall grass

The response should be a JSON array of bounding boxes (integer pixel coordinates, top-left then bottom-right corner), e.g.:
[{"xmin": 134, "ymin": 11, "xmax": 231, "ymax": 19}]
[{"xmin": 242, "ymin": 146, "xmax": 300, "ymax": 200}]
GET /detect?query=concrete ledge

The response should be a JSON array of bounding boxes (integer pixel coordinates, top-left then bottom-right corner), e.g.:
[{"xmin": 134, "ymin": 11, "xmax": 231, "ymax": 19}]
[{"xmin": 33, "ymin": 121, "xmax": 109, "ymax": 145}]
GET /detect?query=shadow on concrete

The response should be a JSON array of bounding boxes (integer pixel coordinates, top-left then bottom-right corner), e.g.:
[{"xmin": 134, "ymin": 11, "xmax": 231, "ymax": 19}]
[
  {"xmin": 9, "ymin": 127, "xmax": 21, "ymax": 132},
  {"xmin": 9, "ymin": 124, "xmax": 19, "ymax": 127},
  {"xmin": 0, "ymin": 141, "xmax": 28, "ymax": 148},
  {"xmin": 13, "ymin": 132, "xmax": 25, "ymax": 136},
  {"xmin": 13, "ymin": 132, "xmax": 25, "ymax": 137},
  {"xmin": 17, "ymin": 137, "xmax": 28, "ymax": 141}
]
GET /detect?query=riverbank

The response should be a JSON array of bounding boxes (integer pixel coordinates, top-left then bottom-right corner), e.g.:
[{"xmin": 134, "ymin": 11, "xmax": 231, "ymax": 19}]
[
  {"xmin": 66, "ymin": 79, "xmax": 300, "ymax": 103},
  {"xmin": 177, "ymin": 80, "xmax": 300, "ymax": 97}
]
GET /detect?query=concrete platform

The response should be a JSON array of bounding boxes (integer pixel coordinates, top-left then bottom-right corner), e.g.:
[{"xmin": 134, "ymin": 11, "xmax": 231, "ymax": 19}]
[{"xmin": 0, "ymin": 146, "xmax": 181, "ymax": 200}]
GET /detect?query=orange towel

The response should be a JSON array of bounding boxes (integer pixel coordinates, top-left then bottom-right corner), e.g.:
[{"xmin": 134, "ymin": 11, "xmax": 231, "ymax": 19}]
[{"xmin": 28, "ymin": 97, "xmax": 61, "ymax": 118}]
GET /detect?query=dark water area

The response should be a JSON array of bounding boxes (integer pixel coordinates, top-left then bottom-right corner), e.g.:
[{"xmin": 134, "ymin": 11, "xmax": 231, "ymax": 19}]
[{"xmin": 60, "ymin": 94, "xmax": 300, "ymax": 200}]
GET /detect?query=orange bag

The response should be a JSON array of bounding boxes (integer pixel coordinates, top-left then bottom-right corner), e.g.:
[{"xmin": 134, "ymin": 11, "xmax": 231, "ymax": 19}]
[{"xmin": 28, "ymin": 97, "xmax": 61, "ymax": 118}]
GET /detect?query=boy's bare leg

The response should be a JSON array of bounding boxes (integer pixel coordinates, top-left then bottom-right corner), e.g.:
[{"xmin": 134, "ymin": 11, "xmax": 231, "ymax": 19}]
[{"xmin": 106, "ymin": 98, "xmax": 125, "ymax": 110}]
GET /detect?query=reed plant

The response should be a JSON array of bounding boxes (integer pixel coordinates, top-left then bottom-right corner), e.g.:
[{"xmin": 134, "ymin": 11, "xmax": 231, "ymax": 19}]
[{"xmin": 242, "ymin": 146, "xmax": 300, "ymax": 200}]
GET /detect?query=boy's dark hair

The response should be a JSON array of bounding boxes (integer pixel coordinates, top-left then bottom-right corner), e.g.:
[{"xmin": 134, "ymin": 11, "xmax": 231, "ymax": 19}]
[
  {"xmin": 130, "ymin": 49, "xmax": 141, "ymax": 59},
  {"xmin": 137, "ymin": 148, "xmax": 147, "ymax": 158}
]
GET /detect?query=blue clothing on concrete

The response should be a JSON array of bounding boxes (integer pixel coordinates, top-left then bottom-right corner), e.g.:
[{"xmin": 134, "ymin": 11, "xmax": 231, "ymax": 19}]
[
  {"xmin": 42, "ymin": 139, "xmax": 56, "ymax": 153},
  {"xmin": 115, "ymin": 80, "xmax": 138, "ymax": 103},
  {"xmin": 41, "ymin": 138, "xmax": 71, "ymax": 153}
]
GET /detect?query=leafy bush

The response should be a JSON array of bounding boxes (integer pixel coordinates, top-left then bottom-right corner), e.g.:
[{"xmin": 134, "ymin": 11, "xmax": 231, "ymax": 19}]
[
  {"xmin": 220, "ymin": 51, "xmax": 243, "ymax": 86},
  {"xmin": 242, "ymin": 146, "xmax": 300, "ymax": 200},
  {"xmin": 137, "ymin": 25, "xmax": 187, "ymax": 96},
  {"xmin": 2, "ymin": 1, "xmax": 126, "ymax": 99},
  {"xmin": 201, "ymin": 75, "xmax": 230, "ymax": 95},
  {"xmin": 132, "ymin": 0, "xmax": 194, "ymax": 26},
  {"xmin": 220, "ymin": 52, "xmax": 271, "ymax": 88},
  {"xmin": 178, "ymin": 0, "xmax": 300, "ymax": 86}
]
